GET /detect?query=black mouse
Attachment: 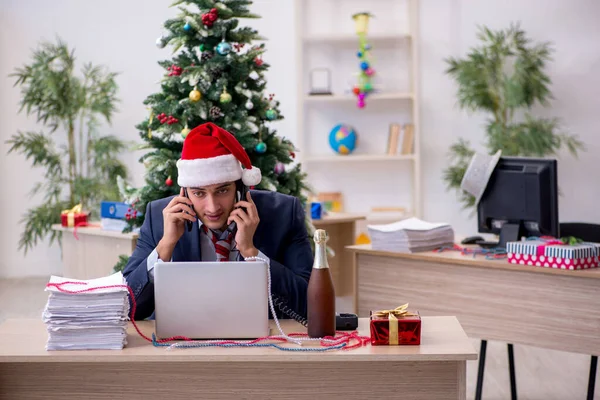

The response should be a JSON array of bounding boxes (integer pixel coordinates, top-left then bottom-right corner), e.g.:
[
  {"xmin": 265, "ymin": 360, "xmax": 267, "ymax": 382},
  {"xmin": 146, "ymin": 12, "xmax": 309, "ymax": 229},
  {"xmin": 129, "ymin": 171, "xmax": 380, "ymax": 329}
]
[{"xmin": 461, "ymin": 235, "xmax": 485, "ymax": 245}]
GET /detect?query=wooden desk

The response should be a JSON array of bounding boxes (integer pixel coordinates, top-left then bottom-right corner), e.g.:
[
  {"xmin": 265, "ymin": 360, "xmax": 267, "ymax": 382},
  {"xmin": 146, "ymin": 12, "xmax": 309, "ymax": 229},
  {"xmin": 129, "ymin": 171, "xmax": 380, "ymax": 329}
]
[
  {"xmin": 312, "ymin": 214, "xmax": 365, "ymax": 297},
  {"xmin": 0, "ymin": 317, "xmax": 476, "ymax": 399},
  {"xmin": 346, "ymin": 244, "xmax": 600, "ymax": 356}
]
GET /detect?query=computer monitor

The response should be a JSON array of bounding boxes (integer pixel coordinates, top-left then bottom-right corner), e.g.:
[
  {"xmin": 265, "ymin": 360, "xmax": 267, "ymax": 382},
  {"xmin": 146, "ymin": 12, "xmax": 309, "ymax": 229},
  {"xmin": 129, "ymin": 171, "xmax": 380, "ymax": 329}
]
[{"xmin": 477, "ymin": 156, "xmax": 559, "ymax": 249}]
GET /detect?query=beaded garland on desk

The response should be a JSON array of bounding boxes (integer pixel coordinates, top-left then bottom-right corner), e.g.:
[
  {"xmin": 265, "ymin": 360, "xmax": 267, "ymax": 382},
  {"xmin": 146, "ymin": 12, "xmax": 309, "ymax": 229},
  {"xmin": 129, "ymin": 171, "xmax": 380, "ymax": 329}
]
[
  {"xmin": 435, "ymin": 243, "xmax": 507, "ymax": 260},
  {"xmin": 46, "ymin": 256, "xmax": 370, "ymax": 352}
]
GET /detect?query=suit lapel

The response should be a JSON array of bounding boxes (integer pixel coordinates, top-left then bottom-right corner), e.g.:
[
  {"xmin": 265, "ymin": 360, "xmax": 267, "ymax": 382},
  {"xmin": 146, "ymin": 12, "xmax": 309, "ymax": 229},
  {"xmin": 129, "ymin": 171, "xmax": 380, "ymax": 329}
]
[{"xmin": 173, "ymin": 220, "xmax": 201, "ymax": 261}]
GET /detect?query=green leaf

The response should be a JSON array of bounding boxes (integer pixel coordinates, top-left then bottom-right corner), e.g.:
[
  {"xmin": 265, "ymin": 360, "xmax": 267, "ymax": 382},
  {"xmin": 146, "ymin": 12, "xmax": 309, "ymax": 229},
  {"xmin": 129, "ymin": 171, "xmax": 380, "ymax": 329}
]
[
  {"xmin": 17, "ymin": 201, "xmax": 69, "ymax": 255},
  {"xmin": 6, "ymin": 131, "xmax": 63, "ymax": 177}
]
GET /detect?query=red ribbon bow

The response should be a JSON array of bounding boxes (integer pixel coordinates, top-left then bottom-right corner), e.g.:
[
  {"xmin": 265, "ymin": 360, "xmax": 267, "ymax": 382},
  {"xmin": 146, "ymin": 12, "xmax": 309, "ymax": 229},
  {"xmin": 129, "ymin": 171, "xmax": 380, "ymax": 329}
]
[{"xmin": 536, "ymin": 240, "xmax": 564, "ymax": 257}]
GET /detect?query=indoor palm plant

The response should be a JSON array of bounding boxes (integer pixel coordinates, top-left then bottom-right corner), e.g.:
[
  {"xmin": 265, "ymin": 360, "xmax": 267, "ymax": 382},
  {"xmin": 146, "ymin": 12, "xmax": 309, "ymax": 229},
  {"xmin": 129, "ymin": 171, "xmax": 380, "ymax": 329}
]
[
  {"xmin": 443, "ymin": 23, "xmax": 584, "ymax": 209},
  {"xmin": 7, "ymin": 38, "xmax": 129, "ymax": 254}
]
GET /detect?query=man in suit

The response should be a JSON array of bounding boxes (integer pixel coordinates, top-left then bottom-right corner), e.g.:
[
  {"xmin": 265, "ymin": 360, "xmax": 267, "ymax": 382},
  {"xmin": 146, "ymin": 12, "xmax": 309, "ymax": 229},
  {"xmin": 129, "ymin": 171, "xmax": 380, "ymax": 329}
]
[{"xmin": 123, "ymin": 123, "xmax": 313, "ymax": 320}]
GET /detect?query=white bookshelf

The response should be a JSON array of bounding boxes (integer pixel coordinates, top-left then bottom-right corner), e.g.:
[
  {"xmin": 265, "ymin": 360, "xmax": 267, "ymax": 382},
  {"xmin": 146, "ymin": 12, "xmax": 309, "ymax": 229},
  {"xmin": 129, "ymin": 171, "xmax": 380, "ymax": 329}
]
[{"xmin": 295, "ymin": 0, "xmax": 421, "ymax": 223}]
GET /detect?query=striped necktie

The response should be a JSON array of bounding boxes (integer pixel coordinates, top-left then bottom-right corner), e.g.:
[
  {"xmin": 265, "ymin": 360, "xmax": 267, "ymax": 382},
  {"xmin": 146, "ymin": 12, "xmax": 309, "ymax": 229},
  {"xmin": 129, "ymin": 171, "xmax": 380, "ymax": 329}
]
[{"xmin": 201, "ymin": 225, "xmax": 233, "ymax": 262}]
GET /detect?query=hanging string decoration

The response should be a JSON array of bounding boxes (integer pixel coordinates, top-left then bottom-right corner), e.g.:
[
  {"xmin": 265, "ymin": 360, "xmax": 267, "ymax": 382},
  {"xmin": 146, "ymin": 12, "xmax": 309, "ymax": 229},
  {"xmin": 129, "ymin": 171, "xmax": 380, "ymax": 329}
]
[{"xmin": 352, "ymin": 12, "xmax": 375, "ymax": 109}]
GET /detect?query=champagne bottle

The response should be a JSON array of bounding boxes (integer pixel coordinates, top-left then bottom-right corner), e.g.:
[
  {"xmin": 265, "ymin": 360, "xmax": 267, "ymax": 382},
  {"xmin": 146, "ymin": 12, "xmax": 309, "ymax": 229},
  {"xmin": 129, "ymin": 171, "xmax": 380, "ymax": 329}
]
[{"xmin": 307, "ymin": 229, "xmax": 336, "ymax": 338}]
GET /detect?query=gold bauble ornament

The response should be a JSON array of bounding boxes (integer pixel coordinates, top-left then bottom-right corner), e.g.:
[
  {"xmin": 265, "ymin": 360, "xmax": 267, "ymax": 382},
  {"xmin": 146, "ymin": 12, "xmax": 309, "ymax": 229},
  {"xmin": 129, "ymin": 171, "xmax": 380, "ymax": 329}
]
[
  {"xmin": 220, "ymin": 88, "xmax": 232, "ymax": 104},
  {"xmin": 181, "ymin": 127, "xmax": 191, "ymax": 138},
  {"xmin": 189, "ymin": 87, "xmax": 201, "ymax": 102}
]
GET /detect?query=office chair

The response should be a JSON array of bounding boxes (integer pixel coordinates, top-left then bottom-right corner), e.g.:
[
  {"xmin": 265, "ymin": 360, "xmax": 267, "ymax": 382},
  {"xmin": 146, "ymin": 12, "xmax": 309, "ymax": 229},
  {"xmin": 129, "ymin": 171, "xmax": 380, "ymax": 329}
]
[{"xmin": 475, "ymin": 222, "xmax": 599, "ymax": 400}]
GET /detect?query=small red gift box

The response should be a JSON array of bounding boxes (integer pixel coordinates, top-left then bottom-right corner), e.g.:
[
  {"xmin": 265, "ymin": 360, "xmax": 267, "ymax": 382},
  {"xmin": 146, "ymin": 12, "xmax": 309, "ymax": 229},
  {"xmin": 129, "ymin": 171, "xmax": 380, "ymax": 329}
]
[
  {"xmin": 370, "ymin": 304, "xmax": 421, "ymax": 346},
  {"xmin": 60, "ymin": 204, "xmax": 88, "ymax": 228}
]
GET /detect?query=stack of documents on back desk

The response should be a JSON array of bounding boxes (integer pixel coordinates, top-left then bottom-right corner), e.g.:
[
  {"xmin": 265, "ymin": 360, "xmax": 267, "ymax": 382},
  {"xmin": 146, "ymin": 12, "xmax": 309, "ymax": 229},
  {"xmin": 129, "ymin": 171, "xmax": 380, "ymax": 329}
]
[
  {"xmin": 368, "ymin": 217, "xmax": 455, "ymax": 253},
  {"xmin": 42, "ymin": 272, "xmax": 130, "ymax": 350}
]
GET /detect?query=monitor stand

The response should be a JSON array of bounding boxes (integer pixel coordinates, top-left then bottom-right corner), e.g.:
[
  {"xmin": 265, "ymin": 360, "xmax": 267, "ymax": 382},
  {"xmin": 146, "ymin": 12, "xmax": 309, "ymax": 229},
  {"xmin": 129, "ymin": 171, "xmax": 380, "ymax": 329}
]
[{"xmin": 477, "ymin": 222, "xmax": 526, "ymax": 250}]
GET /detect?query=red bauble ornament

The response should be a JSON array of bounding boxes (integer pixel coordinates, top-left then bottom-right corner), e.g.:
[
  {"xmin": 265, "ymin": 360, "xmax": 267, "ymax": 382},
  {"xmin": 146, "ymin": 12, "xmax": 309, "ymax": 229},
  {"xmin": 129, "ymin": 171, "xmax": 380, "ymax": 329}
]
[
  {"xmin": 254, "ymin": 57, "xmax": 263, "ymax": 66},
  {"xmin": 290, "ymin": 151, "xmax": 296, "ymax": 159},
  {"xmin": 166, "ymin": 177, "xmax": 173, "ymax": 187},
  {"xmin": 352, "ymin": 86, "xmax": 360, "ymax": 95}
]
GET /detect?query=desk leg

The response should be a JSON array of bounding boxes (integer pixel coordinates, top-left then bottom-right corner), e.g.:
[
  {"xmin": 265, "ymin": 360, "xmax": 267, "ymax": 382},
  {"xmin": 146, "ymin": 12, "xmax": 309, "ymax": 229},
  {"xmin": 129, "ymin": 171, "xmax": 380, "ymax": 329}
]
[
  {"xmin": 507, "ymin": 343, "xmax": 517, "ymax": 400},
  {"xmin": 588, "ymin": 355, "xmax": 598, "ymax": 400},
  {"xmin": 475, "ymin": 340, "xmax": 487, "ymax": 400}
]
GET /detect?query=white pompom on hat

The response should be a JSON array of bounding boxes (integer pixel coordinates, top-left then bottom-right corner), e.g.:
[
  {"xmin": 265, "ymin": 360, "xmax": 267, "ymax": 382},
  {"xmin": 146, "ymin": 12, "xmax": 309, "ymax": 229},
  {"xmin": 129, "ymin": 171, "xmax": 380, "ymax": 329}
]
[{"xmin": 176, "ymin": 122, "xmax": 262, "ymax": 188}]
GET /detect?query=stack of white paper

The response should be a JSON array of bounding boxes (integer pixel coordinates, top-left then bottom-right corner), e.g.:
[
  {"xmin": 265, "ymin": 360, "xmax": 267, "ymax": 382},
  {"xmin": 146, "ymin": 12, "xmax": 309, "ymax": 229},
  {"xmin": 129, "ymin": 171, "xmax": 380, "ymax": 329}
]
[
  {"xmin": 367, "ymin": 217, "xmax": 455, "ymax": 253},
  {"xmin": 42, "ymin": 272, "xmax": 130, "ymax": 350}
]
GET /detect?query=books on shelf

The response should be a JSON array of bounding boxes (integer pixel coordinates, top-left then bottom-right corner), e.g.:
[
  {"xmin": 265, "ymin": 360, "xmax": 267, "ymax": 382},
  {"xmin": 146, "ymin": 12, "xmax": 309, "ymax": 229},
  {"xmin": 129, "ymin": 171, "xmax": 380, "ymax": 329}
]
[
  {"xmin": 367, "ymin": 217, "xmax": 454, "ymax": 253},
  {"xmin": 43, "ymin": 272, "xmax": 130, "ymax": 351},
  {"xmin": 386, "ymin": 123, "xmax": 414, "ymax": 155}
]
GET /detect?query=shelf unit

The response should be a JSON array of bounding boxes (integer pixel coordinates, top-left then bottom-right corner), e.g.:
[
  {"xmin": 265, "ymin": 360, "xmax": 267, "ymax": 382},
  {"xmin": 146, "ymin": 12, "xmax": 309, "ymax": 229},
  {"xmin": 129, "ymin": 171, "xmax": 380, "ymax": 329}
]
[{"xmin": 295, "ymin": 0, "xmax": 421, "ymax": 226}]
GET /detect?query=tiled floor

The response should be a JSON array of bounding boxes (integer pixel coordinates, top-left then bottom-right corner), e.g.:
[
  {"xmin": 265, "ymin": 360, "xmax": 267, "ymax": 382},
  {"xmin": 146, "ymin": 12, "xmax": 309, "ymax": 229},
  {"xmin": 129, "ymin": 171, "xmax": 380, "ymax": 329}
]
[{"xmin": 0, "ymin": 277, "xmax": 597, "ymax": 400}]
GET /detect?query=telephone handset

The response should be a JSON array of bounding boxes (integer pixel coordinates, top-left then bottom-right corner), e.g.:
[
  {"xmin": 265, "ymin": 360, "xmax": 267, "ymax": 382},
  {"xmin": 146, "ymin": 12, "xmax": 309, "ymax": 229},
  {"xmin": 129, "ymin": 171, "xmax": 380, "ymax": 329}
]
[
  {"xmin": 183, "ymin": 188, "xmax": 196, "ymax": 232},
  {"xmin": 219, "ymin": 180, "xmax": 248, "ymax": 240}
]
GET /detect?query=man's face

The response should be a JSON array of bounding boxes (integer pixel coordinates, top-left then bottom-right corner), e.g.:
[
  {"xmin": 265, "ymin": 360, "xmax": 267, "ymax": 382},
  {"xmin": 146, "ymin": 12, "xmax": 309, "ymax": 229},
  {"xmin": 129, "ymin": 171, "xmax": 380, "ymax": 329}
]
[{"xmin": 187, "ymin": 181, "xmax": 237, "ymax": 230}]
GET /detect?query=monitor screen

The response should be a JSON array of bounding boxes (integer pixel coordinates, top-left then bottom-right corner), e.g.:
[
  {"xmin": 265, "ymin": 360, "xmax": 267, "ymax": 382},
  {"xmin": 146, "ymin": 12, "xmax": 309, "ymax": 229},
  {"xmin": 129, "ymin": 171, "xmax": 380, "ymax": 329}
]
[{"xmin": 477, "ymin": 156, "xmax": 559, "ymax": 247}]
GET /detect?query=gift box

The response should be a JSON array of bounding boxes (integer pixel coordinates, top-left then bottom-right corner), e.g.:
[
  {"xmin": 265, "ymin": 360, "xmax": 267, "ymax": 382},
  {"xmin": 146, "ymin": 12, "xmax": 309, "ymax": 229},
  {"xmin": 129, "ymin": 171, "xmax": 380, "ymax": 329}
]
[
  {"xmin": 370, "ymin": 304, "xmax": 421, "ymax": 346},
  {"xmin": 60, "ymin": 204, "xmax": 88, "ymax": 228},
  {"xmin": 506, "ymin": 239, "xmax": 600, "ymax": 270}
]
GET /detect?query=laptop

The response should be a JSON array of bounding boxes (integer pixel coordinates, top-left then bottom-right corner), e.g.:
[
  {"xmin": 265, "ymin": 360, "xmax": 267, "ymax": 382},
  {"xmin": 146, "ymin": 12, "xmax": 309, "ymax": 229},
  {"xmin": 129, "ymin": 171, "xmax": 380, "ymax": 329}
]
[{"xmin": 153, "ymin": 261, "xmax": 270, "ymax": 339}]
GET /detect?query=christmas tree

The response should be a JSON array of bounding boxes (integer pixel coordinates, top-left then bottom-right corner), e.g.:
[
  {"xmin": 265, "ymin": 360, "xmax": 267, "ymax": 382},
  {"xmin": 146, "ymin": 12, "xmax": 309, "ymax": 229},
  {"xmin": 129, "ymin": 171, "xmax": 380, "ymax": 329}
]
[{"xmin": 119, "ymin": 0, "xmax": 310, "ymax": 242}]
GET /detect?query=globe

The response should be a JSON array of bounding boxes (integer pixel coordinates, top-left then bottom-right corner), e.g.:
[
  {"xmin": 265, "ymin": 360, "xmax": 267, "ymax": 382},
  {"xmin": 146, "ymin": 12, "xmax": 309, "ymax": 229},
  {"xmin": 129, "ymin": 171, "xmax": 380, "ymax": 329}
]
[{"xmin": 328, "ymin": 124, "xmax": 357, "ymax": 155}]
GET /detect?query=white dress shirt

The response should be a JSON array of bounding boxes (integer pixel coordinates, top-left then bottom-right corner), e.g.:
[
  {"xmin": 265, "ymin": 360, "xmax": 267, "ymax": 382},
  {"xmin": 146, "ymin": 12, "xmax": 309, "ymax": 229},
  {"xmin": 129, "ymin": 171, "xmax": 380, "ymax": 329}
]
[{"xmin": 146, "ymin": 220, "xmax": 269, "ymax": 281}]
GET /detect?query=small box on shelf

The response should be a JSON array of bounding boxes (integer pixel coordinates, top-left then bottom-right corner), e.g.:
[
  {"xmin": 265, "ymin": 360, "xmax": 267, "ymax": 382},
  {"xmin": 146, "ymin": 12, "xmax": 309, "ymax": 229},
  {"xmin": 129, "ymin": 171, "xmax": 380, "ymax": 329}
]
[{"xmin": 60, "ymin": 204, "xmax": 88, "ymax": 228}]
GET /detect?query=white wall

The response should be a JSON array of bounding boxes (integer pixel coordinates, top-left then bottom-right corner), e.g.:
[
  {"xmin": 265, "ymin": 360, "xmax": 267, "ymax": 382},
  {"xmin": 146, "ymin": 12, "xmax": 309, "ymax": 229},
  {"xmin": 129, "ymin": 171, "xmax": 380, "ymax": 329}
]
[{"xmin": 1, "ymin": 0, "xmax": 599, "ymax": 277}]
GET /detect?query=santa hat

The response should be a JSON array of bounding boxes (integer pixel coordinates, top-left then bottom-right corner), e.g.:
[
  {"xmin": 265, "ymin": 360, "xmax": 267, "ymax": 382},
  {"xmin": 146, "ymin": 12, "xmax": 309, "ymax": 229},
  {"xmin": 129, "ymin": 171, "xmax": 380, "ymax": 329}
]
[{"xmin": 176, "ymin": 123, "xmax": 262, "ymax": 188}]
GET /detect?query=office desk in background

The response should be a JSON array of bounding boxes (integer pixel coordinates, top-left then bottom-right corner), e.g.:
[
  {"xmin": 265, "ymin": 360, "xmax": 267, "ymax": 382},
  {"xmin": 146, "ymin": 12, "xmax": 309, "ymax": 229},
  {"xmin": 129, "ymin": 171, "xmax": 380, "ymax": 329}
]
[
  {"xmin": 0, "ymin": 317, "xmax": 476, "ymax": 400},
  {"xmin": 346, "ymin": 244, "xmax": 600, "ymax": 356}
]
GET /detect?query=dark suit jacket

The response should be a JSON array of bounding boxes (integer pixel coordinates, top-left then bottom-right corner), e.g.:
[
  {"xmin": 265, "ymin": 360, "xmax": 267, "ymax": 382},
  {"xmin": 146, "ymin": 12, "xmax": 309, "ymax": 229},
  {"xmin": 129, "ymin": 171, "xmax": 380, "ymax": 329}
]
[{"xmin": 122, "ymin": 190, "xmax": 313, "ymax": 320}]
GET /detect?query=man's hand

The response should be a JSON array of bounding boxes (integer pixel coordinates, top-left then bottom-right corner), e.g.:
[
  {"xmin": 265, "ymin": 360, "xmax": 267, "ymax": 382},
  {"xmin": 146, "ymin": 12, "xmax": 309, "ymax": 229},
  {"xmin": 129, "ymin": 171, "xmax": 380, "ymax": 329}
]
[
  {"xmin": 157, "ymin": 188, "xmax": 197, "ymax": 261},
  {"xmin": 227, "ymin": 191, "xmax": 260, "ymax": 258}
]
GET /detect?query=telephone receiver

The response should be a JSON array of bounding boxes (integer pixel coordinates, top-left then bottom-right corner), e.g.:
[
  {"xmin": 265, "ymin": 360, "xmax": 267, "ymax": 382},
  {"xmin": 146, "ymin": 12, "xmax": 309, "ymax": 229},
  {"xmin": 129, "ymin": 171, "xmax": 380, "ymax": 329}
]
[
  {"xmin": 219, "ymin": 180, "xmax": 248, "ymax": 240},
  {"xmin": 183, "ymin": 188, "xmax": 196, "ymax": 232}
]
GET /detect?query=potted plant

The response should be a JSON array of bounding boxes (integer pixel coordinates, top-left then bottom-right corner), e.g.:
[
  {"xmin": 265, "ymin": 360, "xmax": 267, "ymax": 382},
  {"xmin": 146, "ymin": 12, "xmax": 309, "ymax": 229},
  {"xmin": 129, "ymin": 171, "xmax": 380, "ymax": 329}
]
[
  {"xmin": 7, "ymin": 38, "xmax": 129, "ymax": 254},
  {"xmin": 442, "ymin": 23, "xmax": 584, "ymax": 210}
]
